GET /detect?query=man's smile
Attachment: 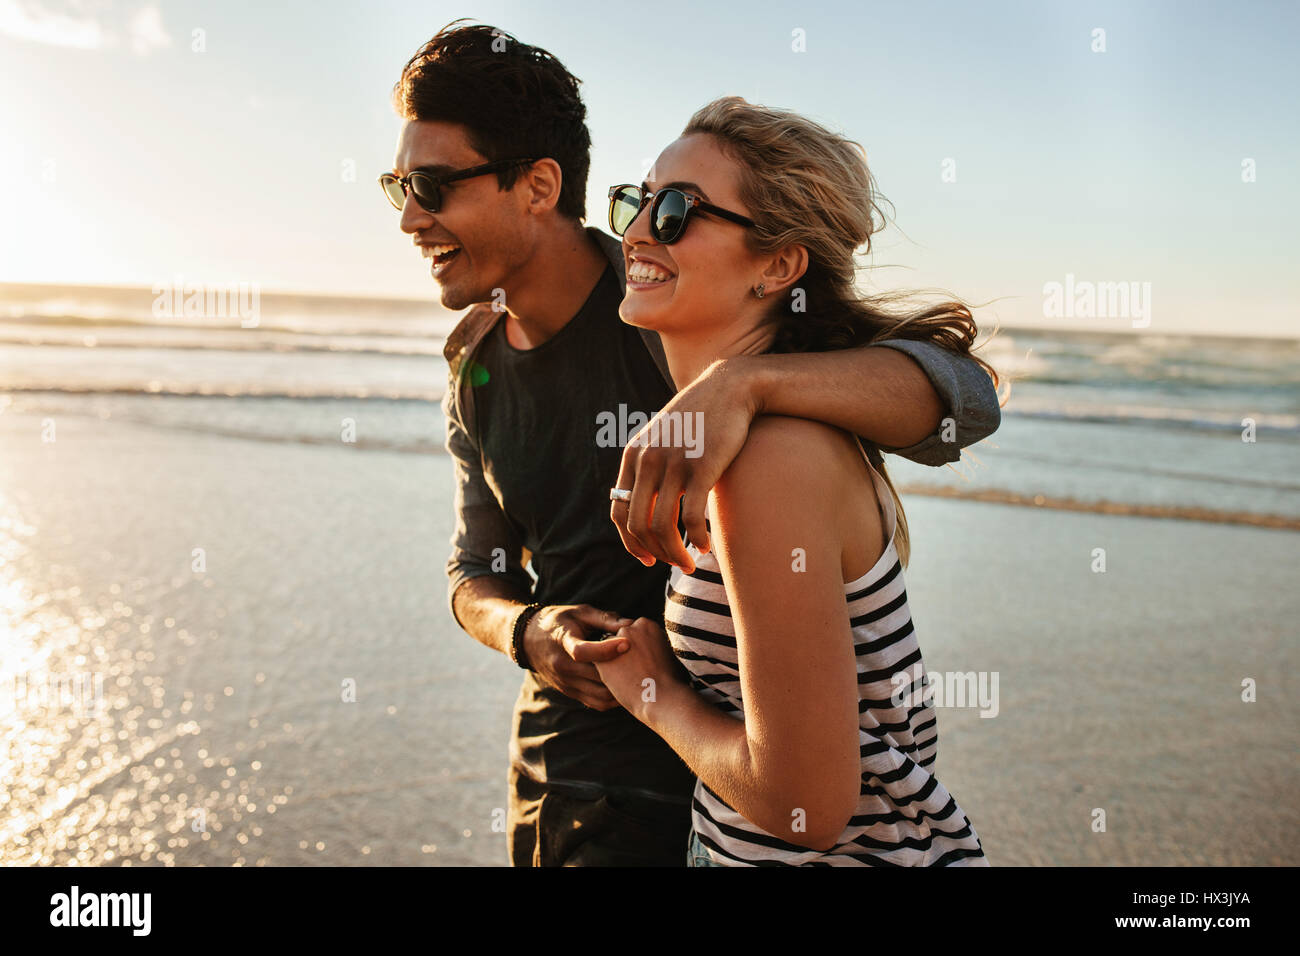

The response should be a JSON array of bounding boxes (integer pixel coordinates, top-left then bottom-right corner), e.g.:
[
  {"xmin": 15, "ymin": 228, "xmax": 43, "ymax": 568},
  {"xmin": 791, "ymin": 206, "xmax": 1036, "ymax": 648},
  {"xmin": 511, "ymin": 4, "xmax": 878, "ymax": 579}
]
[{"xmin": 417, "ymin": 241, "xmax": 463, "ymax": 277}]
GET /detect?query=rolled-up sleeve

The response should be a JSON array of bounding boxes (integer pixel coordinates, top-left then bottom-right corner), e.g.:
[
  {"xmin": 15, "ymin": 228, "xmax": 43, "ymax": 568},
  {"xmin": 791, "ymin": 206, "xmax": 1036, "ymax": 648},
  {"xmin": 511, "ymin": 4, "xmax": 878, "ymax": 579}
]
[
  {"xmin": 872, "ymin": 338, "xmax": 1001, "ymax": 466},
  {"xmin": 442, "ymin": 380, "xmax": 531, "ymax": 627}
]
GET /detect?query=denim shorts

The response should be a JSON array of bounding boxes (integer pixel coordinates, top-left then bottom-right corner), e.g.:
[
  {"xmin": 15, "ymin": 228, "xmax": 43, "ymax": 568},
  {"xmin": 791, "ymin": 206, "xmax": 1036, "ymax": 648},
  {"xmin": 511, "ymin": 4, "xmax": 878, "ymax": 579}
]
[{"xmin": 687, "ymin": 827, "xmax": 725, "ymax": 867}]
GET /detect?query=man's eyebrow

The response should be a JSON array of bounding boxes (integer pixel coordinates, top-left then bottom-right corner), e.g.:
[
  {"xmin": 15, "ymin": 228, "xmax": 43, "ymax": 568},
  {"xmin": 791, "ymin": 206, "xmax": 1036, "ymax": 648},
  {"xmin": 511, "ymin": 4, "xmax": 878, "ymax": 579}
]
[
  {"xmin": 643, "ymin": 179, "xmax": 711, "ymax": 200},
  {"xmin": 390, "ymin": 162, "xmax": 457, "ymax": 177}
]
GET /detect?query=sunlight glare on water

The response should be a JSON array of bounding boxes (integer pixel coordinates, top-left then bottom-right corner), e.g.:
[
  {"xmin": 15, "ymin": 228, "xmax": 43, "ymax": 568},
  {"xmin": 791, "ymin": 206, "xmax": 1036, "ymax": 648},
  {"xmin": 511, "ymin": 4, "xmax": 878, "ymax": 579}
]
[{"xmin": 0, "ymin": 489, "xmax": 282, "ymax": 866}]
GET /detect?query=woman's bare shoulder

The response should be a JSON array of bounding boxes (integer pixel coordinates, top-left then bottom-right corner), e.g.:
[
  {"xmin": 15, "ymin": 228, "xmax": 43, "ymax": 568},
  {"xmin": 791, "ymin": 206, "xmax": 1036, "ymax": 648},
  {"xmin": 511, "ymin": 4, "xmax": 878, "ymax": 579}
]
[
  {"xmin": 730, "ymin": 415, "xmax": 859, "ymax": 470},
  {"xmin": 713, "ymin": 417, "xmax": 867, "ymax": 523},
  {"xmin": 713, "ymin": 416, "xmax": 883, "ymax": 580}
]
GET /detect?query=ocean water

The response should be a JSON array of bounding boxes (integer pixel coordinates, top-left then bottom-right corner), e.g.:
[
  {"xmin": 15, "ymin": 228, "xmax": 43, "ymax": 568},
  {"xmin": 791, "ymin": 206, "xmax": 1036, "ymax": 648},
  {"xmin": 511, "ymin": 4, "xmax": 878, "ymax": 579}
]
[
  {"xmin": 2, "ymin": 282, "xmax": 1297, "ymax": 519},
  {"xmin": 1, "ymin": 282, "xmax": 1297, "ymax": 866}
]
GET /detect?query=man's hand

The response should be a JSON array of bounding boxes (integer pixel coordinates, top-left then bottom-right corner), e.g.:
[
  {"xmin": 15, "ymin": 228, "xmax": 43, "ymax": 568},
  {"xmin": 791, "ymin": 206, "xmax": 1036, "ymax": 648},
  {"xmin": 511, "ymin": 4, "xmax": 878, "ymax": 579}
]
[
  {"xmin": 610, "ymin": 358, "xmax": 758, "ymax": 572},
  {"xmin": 523, "ymin": 604, "xmax": 635, "ymax": 711}
]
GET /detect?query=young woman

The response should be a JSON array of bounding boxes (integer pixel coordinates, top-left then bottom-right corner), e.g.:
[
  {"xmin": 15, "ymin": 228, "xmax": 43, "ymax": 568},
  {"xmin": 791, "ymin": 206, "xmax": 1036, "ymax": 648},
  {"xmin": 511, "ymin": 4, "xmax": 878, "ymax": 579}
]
[{"xmin": 594, "ymin": 97, "xmax": 994, "ymax": 866}]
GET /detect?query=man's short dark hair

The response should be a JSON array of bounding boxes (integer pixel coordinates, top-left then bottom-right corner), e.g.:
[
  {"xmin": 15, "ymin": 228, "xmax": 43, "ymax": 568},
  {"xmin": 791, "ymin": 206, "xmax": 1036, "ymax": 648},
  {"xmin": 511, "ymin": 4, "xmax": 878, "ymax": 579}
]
[{"xmin": 393, "ymin": 21, "xmax": 591, "ymax": 221}]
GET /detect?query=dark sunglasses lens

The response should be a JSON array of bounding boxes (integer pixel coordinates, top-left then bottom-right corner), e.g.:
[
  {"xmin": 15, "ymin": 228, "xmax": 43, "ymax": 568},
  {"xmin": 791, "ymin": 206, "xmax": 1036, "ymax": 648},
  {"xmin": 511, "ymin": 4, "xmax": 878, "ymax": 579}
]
[
  {"xmin": 610, "ymin": 187, "xmax": 642, "ymax": 235},
  {"xmin": 653, "ymin": 190, "xmax": 688, "ymax": 242},
  {"xmin": 380, "ymin": 176, "xmax": 406, "ymax": 210},
  {"xmin": 408, "ymin": 173, "xmax": 441, "ymax": 212}
]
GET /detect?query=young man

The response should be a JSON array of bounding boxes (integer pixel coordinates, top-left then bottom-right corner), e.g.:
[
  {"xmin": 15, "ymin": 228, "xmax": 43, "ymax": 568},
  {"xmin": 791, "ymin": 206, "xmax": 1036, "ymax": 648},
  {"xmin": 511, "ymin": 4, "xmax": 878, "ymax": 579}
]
[{"xmin": 384, "ymin": 22, "xmax": 1001, "ymax": 866}]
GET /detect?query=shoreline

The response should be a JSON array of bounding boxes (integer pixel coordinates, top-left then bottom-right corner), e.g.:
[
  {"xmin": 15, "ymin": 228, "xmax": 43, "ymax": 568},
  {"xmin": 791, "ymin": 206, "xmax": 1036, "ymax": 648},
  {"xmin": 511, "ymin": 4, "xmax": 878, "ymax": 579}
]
[
  {"xmin": 897, "ymin": 483, "xmax": 1300, "ymax": 532},
  {"xmin": 1, "ymin": 399, "xmax": 1295, "ymax": 531}
]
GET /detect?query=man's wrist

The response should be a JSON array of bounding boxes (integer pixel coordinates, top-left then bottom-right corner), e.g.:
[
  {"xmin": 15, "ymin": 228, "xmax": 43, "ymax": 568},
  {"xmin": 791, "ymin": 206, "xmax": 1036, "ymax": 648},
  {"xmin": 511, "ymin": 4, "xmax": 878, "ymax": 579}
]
[
  {"xmin": 711, "ymin": 354, "xmax": 768, "ymax": 419},
  {"xmin": 509, "ymin": 603, "xmax": 543, "ymax": 669}
]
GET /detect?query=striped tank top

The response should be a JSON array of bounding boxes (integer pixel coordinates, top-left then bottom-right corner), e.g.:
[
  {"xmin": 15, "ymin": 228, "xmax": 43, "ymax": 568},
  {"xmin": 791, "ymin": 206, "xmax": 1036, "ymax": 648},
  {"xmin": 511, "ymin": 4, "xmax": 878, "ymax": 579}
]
[{"xmin": 665, "ymin": 445, "xmax": 989, "ymax": 866}]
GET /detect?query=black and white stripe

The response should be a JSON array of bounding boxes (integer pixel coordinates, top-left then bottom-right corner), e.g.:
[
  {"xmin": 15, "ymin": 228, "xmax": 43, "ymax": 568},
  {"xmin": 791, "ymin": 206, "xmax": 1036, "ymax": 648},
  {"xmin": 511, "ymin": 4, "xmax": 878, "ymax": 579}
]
[{"xmin": 664, "ymin": 458, "xmax": 988, "ymax": 866}]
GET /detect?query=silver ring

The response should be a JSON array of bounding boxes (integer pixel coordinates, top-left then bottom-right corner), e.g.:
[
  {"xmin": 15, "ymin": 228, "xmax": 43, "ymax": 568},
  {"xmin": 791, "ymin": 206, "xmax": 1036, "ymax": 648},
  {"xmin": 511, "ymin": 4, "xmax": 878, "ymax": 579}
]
[{"xmin": 609, "ymin": 487, "xmax": 633, "ymax": 502}]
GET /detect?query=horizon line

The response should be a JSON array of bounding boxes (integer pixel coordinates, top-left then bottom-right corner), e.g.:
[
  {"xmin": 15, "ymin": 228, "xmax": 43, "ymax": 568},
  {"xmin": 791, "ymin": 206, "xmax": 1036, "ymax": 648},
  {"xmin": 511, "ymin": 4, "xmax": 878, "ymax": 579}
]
[{"xmin": 0, "ymin": 279, "xmax": 1296, "ymax": 343}]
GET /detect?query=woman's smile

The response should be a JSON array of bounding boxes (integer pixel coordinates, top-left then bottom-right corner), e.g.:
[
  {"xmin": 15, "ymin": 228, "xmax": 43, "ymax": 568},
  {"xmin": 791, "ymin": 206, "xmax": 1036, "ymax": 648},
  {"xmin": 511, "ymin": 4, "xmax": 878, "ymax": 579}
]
[{"xmin": 626, "ymin": 254, "xmax": 676, "ymax": 291}]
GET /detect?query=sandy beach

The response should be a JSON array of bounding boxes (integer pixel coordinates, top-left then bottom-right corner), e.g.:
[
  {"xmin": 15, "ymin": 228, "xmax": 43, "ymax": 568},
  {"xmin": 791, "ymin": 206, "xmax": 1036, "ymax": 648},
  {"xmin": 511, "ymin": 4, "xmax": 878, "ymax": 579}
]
[{"xmin": 1, "ymin": 404, "xmax": 1295, "ymax": 866}]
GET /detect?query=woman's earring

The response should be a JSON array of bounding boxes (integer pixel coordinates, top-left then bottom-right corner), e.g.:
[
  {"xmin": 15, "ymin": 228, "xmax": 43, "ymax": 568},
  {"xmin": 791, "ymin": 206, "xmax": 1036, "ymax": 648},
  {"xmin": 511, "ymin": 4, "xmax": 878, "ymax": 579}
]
[{"xmin": 755, "ymin": 284, "xmax": 766, "ymax": 298}]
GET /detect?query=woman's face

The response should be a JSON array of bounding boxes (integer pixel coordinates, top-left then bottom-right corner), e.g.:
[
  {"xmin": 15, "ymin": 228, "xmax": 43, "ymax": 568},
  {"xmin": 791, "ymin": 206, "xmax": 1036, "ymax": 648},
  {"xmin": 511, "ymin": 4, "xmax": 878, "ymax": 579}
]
[{"xmin": 618, "ymin": 133, "xmax": 769, "ymax": 337}]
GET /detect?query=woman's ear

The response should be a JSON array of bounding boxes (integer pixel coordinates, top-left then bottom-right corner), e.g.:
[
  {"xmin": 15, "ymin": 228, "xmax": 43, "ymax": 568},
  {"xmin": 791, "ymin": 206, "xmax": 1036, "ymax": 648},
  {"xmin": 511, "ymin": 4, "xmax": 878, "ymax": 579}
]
[{"xmin": 758, "ymin": 244, "xmax": 809, "ymax": 298}]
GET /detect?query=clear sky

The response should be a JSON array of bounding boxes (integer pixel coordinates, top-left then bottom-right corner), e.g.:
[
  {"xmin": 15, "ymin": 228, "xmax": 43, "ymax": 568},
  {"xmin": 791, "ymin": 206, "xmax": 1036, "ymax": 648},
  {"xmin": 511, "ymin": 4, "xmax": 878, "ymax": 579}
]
[{"xmin": 1, "ymin": 0, "xmax": 1296, "ymax": 337}]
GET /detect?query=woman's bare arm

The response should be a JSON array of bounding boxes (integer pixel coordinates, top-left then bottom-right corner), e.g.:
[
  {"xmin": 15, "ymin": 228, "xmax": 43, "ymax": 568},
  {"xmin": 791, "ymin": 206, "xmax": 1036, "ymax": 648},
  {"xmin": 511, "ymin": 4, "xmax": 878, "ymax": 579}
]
[{"xmin": 640, "ymin": 416, "xmax": 867, "ymax": 849}]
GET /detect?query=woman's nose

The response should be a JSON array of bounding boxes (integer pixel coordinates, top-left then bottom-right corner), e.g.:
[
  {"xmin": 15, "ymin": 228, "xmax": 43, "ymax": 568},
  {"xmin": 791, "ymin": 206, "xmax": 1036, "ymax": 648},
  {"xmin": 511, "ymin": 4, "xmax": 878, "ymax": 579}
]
[{"xmin": 622, "ymin": 196, "xmax": 656, "ymax": 246}]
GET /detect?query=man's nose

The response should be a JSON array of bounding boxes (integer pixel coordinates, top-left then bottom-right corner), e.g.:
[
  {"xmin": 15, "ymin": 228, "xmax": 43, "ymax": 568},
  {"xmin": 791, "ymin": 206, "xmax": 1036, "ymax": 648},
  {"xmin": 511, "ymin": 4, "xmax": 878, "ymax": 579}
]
[{"xmin": 398, "ymin": 192, "xmax": 434, "ymax": 235}]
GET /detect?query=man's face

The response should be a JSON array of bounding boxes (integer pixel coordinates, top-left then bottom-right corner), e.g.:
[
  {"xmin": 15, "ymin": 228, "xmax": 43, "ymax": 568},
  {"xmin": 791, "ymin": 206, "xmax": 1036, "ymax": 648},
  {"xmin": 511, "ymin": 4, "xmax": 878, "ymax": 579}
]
[{"xmin": 391, "ymin": 119, "xmax": 531, "ymax": 311}]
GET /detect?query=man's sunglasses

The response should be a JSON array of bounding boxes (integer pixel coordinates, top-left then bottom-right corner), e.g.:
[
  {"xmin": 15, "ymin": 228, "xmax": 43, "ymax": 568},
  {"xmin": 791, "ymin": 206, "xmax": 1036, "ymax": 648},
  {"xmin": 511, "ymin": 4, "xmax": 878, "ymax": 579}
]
[
  {"xmin": 607, "ymin": 184, "xmax": 755, "ymax": 244},
  {"xmin": 379, "ymin": 158, "xmax": 536, "ymax": 214}
]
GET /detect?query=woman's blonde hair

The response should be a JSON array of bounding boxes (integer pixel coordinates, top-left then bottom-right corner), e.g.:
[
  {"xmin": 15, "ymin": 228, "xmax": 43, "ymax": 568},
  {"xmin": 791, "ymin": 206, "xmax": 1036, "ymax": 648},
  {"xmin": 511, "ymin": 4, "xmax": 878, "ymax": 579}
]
[{"xmin": 683, "ymin": 96, "xmax": 1001, "ymax": 566}]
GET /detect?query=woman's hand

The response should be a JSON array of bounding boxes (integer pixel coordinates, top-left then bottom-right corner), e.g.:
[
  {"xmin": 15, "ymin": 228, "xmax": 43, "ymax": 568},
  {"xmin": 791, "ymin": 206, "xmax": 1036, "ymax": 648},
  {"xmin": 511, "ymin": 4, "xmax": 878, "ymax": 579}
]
[{"xmin": 593, "ymin": 617, "xmax": 689, "ymax": 724}]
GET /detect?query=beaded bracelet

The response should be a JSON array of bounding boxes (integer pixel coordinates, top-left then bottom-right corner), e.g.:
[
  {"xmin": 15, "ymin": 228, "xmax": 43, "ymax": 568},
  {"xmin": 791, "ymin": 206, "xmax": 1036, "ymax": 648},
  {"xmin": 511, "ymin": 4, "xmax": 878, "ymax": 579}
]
[{"xmin": 510, "ymin": 603, "xmax": 544, "ymax": 670}]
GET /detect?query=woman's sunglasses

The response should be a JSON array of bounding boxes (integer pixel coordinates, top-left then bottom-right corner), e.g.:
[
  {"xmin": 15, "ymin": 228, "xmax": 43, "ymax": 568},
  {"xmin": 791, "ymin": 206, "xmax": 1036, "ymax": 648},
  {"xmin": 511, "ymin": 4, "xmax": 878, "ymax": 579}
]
[
  {"xmin": 379, "ymin": 158, "xmax": 536, "ymax": 214},
  {"xmin": 607, "ymin": 184, "xmax": 755, "ymax": 244}
]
